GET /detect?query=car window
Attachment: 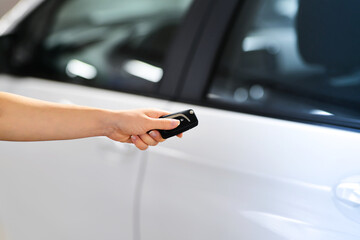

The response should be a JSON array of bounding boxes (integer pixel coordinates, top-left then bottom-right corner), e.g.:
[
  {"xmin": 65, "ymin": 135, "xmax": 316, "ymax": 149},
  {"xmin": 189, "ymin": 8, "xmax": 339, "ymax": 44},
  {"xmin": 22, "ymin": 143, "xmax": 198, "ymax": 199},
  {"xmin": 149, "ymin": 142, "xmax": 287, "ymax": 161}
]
[
  {"xmin": 207, "ymin": 0, "xmax": 360, "ymax": 128},
  {"xmin": 24, "ymin": 0, "xmax": 193, "ymax": 94}
]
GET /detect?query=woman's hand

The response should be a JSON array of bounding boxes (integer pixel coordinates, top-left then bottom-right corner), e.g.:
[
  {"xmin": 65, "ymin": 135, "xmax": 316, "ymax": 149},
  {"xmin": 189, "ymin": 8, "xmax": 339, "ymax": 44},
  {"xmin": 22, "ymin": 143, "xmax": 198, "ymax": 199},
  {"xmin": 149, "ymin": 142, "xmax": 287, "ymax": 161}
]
[
  {"xmin": 0, "ymin": 92, "xmax": 182, "ymax": 149},
  {"xmin": 106, "ymin": 109, "xmax": 182, "ymax": 150}
]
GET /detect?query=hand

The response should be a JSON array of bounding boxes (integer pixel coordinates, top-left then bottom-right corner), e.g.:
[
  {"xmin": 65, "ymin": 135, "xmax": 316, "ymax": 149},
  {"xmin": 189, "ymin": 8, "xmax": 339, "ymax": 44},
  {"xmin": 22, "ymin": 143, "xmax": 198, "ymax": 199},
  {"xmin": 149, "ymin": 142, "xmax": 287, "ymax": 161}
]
[{"xmin": 106, "ymin": 109, "xmax": 182, "ymax": 150}]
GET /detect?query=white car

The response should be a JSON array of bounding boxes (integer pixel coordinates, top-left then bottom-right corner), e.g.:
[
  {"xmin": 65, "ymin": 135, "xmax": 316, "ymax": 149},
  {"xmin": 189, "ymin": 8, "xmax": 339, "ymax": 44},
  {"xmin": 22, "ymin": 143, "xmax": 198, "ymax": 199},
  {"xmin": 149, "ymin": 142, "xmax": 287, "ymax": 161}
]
[{"xmin": 1, "ymin": 0, "xmax": 360, "ymax": 239}]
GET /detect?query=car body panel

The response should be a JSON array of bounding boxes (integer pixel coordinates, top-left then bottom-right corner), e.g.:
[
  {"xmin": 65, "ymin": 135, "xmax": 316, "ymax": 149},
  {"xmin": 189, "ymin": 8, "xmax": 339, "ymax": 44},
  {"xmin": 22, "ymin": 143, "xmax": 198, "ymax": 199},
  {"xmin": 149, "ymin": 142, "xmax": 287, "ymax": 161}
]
[
  {"xmin": 140, "ymin": 102, "xmax": 360, "ymax": 239},
  {"xmin": 0, "ymin": 75, "xmax": 170, "ymax": 240}
]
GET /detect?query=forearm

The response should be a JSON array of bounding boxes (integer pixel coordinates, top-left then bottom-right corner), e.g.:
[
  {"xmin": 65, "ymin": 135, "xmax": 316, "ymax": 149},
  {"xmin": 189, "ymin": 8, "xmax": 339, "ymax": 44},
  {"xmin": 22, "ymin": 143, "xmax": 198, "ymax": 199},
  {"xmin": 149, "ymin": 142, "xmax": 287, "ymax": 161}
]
[
  {"xmin": 0, "ymin": 92, "xmax": 113, "ymax": 141},
  {"xmin": 0, "ymin": 92, "xmax": 180, "ymax": 149}
]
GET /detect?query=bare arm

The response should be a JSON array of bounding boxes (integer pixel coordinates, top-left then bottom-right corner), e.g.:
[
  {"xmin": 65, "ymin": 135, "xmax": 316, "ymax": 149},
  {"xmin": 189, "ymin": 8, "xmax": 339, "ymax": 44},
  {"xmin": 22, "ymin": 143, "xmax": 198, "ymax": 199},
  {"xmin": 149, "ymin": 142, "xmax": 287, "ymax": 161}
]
[{"xmin": 0, "ymin": 92, "xmax": 180, "ymax": 150}]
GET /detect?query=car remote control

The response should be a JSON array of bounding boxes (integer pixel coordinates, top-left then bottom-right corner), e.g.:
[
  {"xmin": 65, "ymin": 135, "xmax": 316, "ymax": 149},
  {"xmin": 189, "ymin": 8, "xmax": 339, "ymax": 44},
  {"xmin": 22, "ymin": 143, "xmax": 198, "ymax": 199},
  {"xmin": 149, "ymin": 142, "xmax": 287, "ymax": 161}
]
[{"xmin": 158, "ymin": 109, "xmax": 198, "ymax": 139}]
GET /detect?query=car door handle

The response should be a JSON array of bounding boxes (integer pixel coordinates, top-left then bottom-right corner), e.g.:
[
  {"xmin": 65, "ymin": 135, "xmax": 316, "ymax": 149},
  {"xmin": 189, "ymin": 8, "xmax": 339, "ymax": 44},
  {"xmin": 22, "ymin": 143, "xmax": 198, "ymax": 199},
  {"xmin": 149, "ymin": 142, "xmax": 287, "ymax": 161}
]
[
  {"xmin": 109, "ymin": 140, "xmax": 136, "ymax": 153},
  {"xmin": 335, "ymin": 177, "xmax": 360, "ymax": 207},
  {"xmin": 98, "ymin": 137, "xmax": 136, "ymax": 154}
]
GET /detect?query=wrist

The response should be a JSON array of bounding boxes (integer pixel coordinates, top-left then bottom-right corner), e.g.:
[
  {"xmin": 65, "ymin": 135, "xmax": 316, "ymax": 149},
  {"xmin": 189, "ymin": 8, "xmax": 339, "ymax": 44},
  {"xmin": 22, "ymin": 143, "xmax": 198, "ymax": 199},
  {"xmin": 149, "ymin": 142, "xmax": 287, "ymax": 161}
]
[
  {"xmin": 99, "ymin": 109, "xmax": 125, "ymax": 138},
  {"xmin": 97, "ymin": 109, "xmax": 114, "ymax": 137}
]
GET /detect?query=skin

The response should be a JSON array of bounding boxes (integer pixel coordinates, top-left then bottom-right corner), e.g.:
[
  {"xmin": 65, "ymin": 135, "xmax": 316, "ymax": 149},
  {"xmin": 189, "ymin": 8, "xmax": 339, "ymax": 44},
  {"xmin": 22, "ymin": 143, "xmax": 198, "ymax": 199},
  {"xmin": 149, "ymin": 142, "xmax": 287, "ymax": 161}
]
[{"xmin": 0, "ymin": 92, "xmax": 182, "ymax": 150}]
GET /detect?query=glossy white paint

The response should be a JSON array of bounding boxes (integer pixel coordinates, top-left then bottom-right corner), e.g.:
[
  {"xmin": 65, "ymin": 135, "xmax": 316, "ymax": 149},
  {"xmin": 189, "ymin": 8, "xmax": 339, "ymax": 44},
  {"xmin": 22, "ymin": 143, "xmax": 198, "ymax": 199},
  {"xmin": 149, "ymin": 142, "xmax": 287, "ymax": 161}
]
[
  {"xmin": 140, "ymin": 102, "xmax": 360, "ymax": 239},
  {"xmin": 0, "ymin": 75, "xmax": 169, "ymax": 240},
  {"xmin": 1, "ymin": 79, "xmax": 360, "ymax": 239}
]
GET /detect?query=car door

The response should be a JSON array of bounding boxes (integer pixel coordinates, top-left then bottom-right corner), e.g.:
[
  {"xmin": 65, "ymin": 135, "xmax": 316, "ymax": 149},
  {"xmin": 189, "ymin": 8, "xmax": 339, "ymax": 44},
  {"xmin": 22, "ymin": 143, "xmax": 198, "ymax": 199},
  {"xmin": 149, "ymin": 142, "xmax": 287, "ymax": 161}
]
[
  {"xmin": 0, "ymin": 0, "xmax": 196, "ymax": 239},
  {"xmin": 140, "ymin": 0, "xmax": 360, "ymax": 239}
]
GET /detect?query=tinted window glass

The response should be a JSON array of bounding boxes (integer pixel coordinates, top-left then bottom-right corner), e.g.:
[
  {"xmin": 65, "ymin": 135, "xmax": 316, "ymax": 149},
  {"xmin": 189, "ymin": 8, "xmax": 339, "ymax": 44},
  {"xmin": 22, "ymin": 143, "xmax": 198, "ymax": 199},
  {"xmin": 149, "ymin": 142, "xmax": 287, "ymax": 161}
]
[
  {"xmin": 23, "ymin": 0, "xmax": 192, "ymax": 94},
  {"xmin": 208, "ymin": 0, "xmax": 360, "ymax": 128}
]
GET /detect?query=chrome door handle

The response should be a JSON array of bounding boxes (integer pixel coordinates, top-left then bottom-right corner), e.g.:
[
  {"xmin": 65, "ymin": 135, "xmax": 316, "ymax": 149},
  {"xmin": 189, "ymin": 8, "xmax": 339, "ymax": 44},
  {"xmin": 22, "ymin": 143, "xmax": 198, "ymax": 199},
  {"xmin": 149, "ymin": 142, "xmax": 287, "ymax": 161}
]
[{"xmin": 335, "ymin": 176, "xmax": 360, "ymax": 207}]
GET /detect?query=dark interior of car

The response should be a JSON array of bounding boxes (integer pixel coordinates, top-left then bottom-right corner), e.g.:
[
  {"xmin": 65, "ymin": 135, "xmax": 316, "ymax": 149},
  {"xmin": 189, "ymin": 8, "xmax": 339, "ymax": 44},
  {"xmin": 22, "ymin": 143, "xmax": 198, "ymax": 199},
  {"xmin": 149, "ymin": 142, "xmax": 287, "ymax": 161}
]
[{"xmin": 208, "ymin": 0, "xmax": 360, "ymax": 124}]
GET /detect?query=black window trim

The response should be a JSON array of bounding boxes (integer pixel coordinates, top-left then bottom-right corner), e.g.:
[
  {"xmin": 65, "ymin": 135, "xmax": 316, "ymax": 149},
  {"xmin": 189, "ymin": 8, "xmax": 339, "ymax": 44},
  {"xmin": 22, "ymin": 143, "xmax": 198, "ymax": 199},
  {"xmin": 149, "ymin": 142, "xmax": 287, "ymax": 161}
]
[
  {"xmin": 178, "ymin": 0, "xmax": 242, "ymax": 102},
  {"xmin": 158, "ymin": 0, "xmax": 217, "ymax": 100}
]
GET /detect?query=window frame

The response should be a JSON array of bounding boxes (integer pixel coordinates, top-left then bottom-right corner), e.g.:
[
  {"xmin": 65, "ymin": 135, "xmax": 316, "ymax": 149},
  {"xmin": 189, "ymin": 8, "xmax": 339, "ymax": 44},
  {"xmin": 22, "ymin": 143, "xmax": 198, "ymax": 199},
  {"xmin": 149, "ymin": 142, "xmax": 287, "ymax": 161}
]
[
  {"xmin": 157, "ymin": 0, "xmax": 217, "ymax": 100},
  {"xmin": 178, "ymin": 0, "xmax": 243, "ymax": 102}
]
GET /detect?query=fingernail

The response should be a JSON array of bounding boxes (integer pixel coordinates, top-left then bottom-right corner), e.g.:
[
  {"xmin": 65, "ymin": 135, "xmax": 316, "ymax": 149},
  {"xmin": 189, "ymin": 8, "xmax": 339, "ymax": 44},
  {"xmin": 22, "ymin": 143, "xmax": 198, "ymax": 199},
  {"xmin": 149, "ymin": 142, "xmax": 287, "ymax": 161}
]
[
  {"xmin": 131, "ymin": 135, "xmax": 137, "ymax": 141},
  {"xmin": 171, "ymin": 119, "xmax": 180, "ymax": 127},
  {"xmin": 149, "ymin": 131, "xmax": 157, "ymax": 138}
]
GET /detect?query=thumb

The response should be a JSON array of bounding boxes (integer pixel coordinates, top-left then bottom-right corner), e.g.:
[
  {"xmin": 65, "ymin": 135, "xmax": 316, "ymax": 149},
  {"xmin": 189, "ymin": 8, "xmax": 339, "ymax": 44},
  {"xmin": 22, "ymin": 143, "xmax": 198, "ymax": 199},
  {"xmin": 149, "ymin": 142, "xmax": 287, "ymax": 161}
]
[{"xmin": 150, "ymin": 118, "xmax": 180, "ymax": 130}]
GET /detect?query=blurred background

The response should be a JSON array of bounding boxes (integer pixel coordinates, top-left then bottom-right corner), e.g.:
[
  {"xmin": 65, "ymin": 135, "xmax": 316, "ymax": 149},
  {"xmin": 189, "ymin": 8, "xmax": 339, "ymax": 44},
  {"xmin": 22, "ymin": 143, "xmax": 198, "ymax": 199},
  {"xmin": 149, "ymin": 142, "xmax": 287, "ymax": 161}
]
[{"xmin": 0, "ymin": 0, "xmax": 19, "ymax": 17}]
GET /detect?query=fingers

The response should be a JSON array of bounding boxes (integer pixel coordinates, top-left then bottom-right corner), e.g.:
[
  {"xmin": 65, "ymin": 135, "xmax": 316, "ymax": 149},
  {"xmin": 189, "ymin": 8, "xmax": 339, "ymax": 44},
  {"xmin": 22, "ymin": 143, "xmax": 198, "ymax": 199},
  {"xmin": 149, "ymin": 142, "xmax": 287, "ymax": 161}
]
[
  {"xmin": 139, "ymin": 133, "xmax": 158, "ymax": 146},
  {"xmin": 130, "ymin": 131, "xmax": 184, "ymax": 150},
  {"xmin": 148, "ymin": 130, "xmax": 183, "ymax": 141},
  {"xmin": 150, "ymin": 118, "xmax": 180, "ymax": 131},
  {"xmin": 131, "ymin": 135, "xmax": 149, "ymax": 151},
  {"xmin": 126, "ymin": 109, "xmax": 185, "ymax": 150},
  {"xmin": 148, "ymin": 130, "xmax": 165, "ymax": 142},
  {"xmin": 142, "ymin": 109, "xmax": 180, "ymax": 131},
  {"xmin": 130, "ymin": 132, "xmax": 164, "ymax": 150}
]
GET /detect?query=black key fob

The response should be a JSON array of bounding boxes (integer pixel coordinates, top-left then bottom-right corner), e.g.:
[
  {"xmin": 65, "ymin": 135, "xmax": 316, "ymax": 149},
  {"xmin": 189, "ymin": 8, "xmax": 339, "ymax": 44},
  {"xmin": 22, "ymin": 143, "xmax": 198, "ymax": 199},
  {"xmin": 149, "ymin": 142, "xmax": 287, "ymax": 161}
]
[{"xmin": 158, "ymin": 109, "xmax": 199, "ymax": 139}]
